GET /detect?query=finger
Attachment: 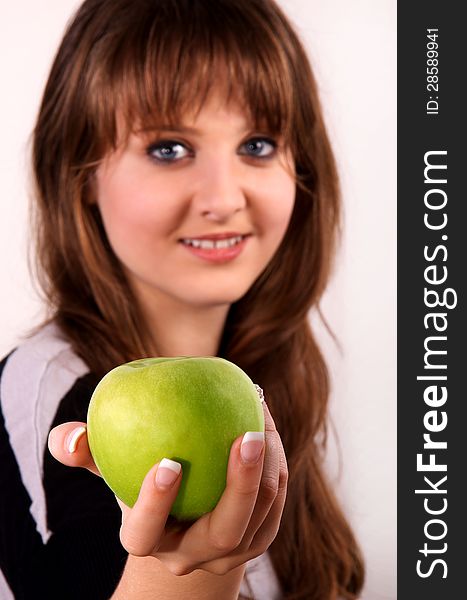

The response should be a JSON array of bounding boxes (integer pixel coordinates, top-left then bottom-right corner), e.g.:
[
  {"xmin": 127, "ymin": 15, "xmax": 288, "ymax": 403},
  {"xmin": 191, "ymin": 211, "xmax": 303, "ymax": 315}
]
[
  {"xmin": 248, "ymin": 425, "xmax": 288, "ymax": 552},
  {"xmin": 242, "ymin": 400, "xmax": 283, "ymax": 536},
  {"xmin": 262, "ymin": 400, "xmax": 280, "ymax": 439},
  {"xmin": 208, "ymin": 430, "xmax": 265, "ymax": 547},
  {"xmin": 249, "ymin": 453, "xmax": 288, "ymax": 552},
  {"xmin": 120, "ymin": 458, "xmax": 182, "ymax": 557},
  {"xmin": 198, "ymin": 401, "xmax": 283, "ymax": 566},
  {"xmin": 198, "ymin": 433, "xmax": 288, "ymax": 576},
  {"xmin": 47, "ymin": 422, "xmax": 100, "ymax": 477},
  {"xmin": 240, "ymin": 424, "xmax": 280, "ymax": 547},
  {"xmin": 190, "ymin": 405, "xmax": 272, "ymax": 559},
  {"xmin": 152, "ymin": 432, "xmax": 264, "ymax": 572},
  {"xmin": 198, "ymin": 462, "xmax": 287, "ymax": 576}
]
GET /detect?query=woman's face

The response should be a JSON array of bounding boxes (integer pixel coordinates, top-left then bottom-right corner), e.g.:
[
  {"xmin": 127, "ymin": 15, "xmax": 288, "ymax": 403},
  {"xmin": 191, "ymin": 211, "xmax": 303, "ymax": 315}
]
[{"xmin": 95, "ymin": 91, "xmax": 296, "ymax": 311}]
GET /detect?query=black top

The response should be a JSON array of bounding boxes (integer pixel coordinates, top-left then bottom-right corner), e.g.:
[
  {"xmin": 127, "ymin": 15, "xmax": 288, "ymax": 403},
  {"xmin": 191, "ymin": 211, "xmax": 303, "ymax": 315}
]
[{"xmin": 0, "ymin": 324, "xmax": 126, "ymax": 599}]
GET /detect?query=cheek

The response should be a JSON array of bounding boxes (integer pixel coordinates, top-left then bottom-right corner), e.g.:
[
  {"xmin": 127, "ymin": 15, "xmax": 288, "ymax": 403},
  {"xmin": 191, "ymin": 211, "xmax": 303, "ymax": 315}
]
[
  {"xmin": 257, "ymin": 171, "xmax": 296, "ymax": 237},
  {"xmin": 97, "ymin": 165, "xmax": 143, "ymax": 233},
  {"xmin": 98, "ymin": 192, "xmax": 149, "ymax": 257},
  {"xmin": 96, "ymin": 172, "xmax": 180, "ymax": 252}
]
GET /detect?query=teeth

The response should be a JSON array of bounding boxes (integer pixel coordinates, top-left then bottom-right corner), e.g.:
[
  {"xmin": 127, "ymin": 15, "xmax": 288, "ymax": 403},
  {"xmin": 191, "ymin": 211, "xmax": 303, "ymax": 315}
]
[{"xmin": 182, "ymin": 235, "xmax": 244, "ymax": 249}]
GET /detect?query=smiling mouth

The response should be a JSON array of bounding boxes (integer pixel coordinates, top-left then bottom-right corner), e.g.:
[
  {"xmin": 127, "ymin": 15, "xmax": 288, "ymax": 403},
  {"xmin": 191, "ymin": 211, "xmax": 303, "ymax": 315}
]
[{"xmin": 180, "ymin": 234, "xmax": 249, "ymax": 249}]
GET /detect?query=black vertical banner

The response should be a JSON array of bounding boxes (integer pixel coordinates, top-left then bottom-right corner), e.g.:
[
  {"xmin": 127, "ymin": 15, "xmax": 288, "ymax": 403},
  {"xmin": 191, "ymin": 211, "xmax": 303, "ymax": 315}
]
[{"xmin": 398, "ymin": 3, "xmax": 466, "ymax": 598}]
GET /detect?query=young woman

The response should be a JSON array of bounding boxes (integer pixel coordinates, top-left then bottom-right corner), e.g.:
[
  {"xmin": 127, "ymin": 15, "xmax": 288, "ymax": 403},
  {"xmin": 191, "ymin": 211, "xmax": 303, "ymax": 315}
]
[{"xmin": 0, "ymin": 0, "xmax": 365, "ymax": 598}]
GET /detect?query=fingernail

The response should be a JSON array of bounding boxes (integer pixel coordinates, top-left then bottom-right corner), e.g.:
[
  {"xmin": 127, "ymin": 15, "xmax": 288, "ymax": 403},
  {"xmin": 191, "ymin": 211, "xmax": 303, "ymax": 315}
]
[
  {"xmin": 66, "ymin": 426, "xmax": 87, "ymax": 454},
  {"xmin": 155, "ymin": 458, "xmax": 182, "ymax": 489},
  {"xmin": 241, "ymin": 432, "xmax": 264, "ymax": 464}
]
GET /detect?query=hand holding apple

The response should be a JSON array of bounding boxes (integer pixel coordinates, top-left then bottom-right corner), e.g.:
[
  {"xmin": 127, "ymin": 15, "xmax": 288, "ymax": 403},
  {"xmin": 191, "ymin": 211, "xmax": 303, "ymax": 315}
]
[
  {"xmin": 86, "ymin": 356, "xmax": 265, "ymax": 521},
  {"xmin": 48, "ymin": 397, "xmax": 288, "ymax": 577}
]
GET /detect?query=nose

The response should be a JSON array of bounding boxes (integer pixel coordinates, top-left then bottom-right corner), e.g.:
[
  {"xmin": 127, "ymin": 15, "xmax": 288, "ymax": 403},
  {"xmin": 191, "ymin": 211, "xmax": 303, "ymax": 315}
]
[{"xmin": 193, "ymin": 160, "xmax": 247, "ymax": 222}]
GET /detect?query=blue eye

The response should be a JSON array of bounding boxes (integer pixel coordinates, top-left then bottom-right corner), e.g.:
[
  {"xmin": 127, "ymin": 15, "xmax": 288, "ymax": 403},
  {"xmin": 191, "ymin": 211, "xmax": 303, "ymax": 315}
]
[
  {"xmin": 147, "ymin": 140, "xmax": 191, "ymax": 163},
  {"xmin": 240, "ymin": 137, "xmax": 277, "ymax": 159}
]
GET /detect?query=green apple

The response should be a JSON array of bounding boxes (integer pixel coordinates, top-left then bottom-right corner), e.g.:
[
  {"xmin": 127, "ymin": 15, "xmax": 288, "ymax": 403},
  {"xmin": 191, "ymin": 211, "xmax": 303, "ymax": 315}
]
[{"xmin": 87, "ymin": 356, "xmax": 264, "ymax": 521}]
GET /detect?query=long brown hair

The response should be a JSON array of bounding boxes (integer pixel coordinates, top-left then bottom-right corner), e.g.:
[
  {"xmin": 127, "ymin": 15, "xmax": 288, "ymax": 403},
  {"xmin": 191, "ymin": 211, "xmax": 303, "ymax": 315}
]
[{"xmin": 31, "ymin": 1, "xmax": 365, "ymax": 597}]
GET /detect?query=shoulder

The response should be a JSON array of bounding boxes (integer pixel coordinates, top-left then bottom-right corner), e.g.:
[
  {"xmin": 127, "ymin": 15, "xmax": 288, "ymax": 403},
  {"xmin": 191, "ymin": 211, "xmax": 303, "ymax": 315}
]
[
  {"xmin": 1, "ymin": 321, "xmax": 91, "ymax": 425},
  {"xmin": 0, "ymin": 323, "xmax": 91, "ymax": 543},
  {"xmin": 0, "ymin": 321, "xmax": 91, "ymax": 471},
  {"xmin": 1, "ymin": 321, "xmax": 89, "ymax": 398}
]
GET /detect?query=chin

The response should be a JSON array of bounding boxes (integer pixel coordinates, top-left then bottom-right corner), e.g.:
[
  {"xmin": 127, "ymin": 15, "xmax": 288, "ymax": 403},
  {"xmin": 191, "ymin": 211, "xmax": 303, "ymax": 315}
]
[
  {"xmin": 178, "ymin": 270, "xmax": 259, "ymax": 304},
  {"xmin": 186, "ymin": 283, "xmax": 254, "ymax": 308},
  {"xmin": 189, "ymin": 293, "xmax": 245, "ymax": 308}
]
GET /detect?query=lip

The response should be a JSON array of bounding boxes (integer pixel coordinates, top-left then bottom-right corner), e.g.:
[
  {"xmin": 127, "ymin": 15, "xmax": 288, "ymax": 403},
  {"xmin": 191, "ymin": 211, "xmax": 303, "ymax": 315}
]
[
  {"xmin": 180, "ymin": 231, "xmax": 247, "ymax": 240},
  {"xmin": 179, "ymin": 233, "xmax": 251, "ymax": 263}
]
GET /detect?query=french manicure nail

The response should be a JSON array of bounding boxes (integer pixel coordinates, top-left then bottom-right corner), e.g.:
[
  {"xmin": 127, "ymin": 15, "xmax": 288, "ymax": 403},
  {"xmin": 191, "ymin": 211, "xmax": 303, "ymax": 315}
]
[
  {"xmin": 241, "ymin": 432, "xmax": 264, "ymax": 464},
  {"xmin": 67, "ymin": 426, "xmax": 87, "ymax": 453},
  {"xmin": 155, "ymin": 458, "xmax": 182, "ymax": 489}
]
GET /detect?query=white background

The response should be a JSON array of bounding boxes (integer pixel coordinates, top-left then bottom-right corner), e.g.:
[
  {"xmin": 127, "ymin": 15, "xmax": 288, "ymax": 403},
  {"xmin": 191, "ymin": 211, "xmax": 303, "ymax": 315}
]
[{"xmin": 0, "ymin": 1, "xmax": 396, "ymax": 598}]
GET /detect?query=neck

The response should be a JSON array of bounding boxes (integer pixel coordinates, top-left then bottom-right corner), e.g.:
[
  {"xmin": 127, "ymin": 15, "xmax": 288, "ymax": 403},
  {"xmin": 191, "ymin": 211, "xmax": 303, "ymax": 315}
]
[{"xmin": 136, "ymin": 290, "xmax": 230, "ymax": 358}]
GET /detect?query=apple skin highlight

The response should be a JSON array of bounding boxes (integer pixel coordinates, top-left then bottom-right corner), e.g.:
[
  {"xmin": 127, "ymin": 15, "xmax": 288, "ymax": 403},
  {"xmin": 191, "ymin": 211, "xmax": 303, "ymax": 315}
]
[{"xmin": 86, "ymin": 356, "xmax": 265, "ymax": 521}]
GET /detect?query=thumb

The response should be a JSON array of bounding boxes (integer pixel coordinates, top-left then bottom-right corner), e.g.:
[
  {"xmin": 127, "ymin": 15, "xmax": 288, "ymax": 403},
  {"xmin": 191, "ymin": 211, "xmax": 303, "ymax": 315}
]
[{"xmin": 48, "ymin": 421, "xmax": 101, "ymax": 477}]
